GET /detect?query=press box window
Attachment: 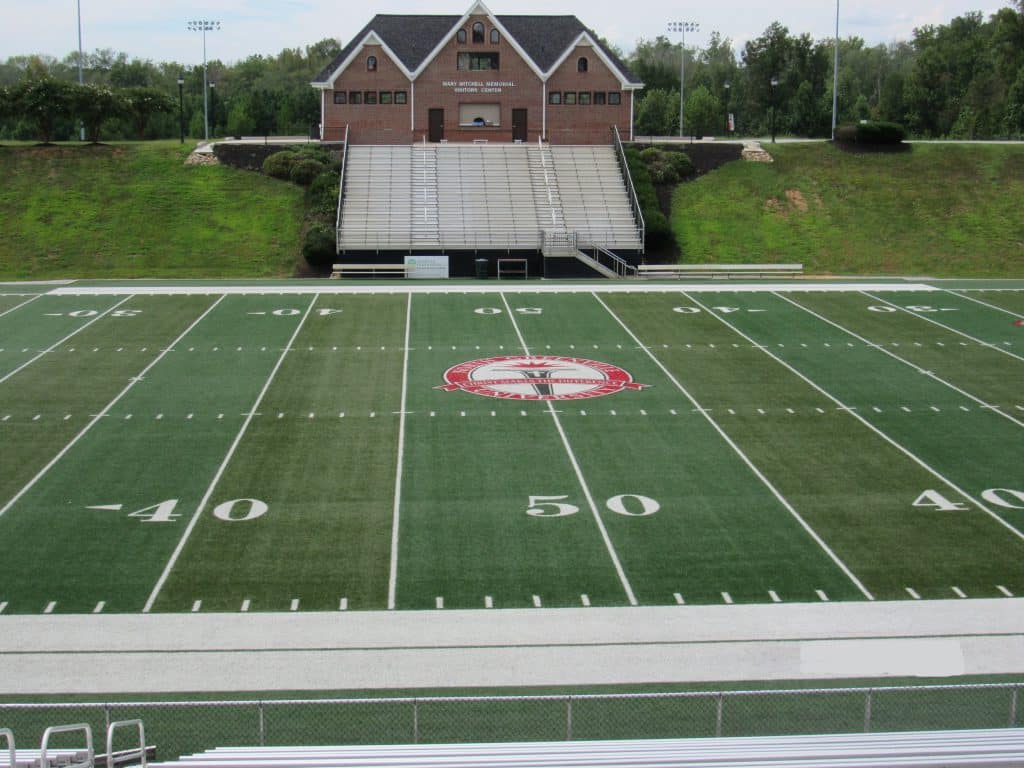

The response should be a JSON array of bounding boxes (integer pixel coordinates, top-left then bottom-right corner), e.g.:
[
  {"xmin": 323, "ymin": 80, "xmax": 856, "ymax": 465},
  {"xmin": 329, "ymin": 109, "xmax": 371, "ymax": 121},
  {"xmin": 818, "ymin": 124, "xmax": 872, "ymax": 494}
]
[
  {"xmin": 593, "ymin": 92, "xmax": 606, "ymax": 105},
  {"xmin": 348, "ymin": 91, "xmax": 362, "ymax": 104},
  {"xmin": 457, "ymin": 52, "xmax": 499, "ymax": 70},
  {"xmin": 564, "ymin": 92, "xmax": 577, "ymax": 105},
  {"xmin": 364, "ymin": 91, "xmax": 377, "ymax": 105},
  {"xmin": 548, "ymin": 91, "xmax": 561, "ymax": 105},
  {"xmin": 379, "ymin": 91, "xmax": 393, "ymax": 104},
  {"xmin": 608, "ymin": 92, "xmax": 621, "ymax": 105},
  {"xmin": 459, "ymin": 103, "xmax": 500, "ymax": 127},
  {"xmin": 333, "ymin": 91, "xmax": 347, "ymax": 104},
  {"xmin": 578, "ymin": 92, "xmax": 591, "ymax": 105},
  {"xmin": 394, "ymin": 91, "xmax": 408, "ymax": 104}
]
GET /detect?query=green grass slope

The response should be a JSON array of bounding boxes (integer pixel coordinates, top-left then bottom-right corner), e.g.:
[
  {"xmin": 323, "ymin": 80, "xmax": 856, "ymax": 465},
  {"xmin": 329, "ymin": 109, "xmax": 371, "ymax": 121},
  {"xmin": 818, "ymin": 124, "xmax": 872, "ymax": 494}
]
[
  {"xmin": 671, "ymin": 143, "xmax": 1024, "ymax": 276},
  {"xmin": 0, "ymin": 142, "xmax": 305, "ymax": 279}
]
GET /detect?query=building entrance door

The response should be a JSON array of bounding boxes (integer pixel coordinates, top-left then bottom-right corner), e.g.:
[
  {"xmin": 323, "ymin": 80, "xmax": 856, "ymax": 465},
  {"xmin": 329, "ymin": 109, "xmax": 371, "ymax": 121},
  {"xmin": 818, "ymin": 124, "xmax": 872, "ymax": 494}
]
[
  {"xmin": 512, "ymin": 108, "xmax": 528, "ymax": 142},
  {"xmin": 428, "ymin": 109, "xmax": 444, "ymax": 142}
]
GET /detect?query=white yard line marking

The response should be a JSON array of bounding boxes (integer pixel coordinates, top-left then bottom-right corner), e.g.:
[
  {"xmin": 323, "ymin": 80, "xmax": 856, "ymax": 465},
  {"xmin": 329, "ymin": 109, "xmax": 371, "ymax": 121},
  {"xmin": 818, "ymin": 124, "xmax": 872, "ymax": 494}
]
[
  {"xmin": 862, "ymin": 290, "xmax": 1024, "ymax": 364},
  {"xmin": 581, "ymin": 594, "xmax": 591, "ymax": 606},
  {"xmin": 0, "ymin": 295, "xmax": 226, "ymax": 520},
  {"xmin": 0, "ymin": 602, "xmax": 7, "ymax": 614},
  {"xmin": 0, "ymin": 293, "xmax": 42, "ymax": 319},
  {"xmin": 501, "ymin": 293, "xmax": 638, "ymax": 606},
  {"xmin": 778, "ymin": 293, "xmax": 1024, "ymax": 430},
  {"xmin": 0, "ymin": 296, "xmax": 133, "ymax": 386},
  {"xmin": 600, "ymin": 292, "xmax": 874, "ymax": 602},
  {"xmin": 769, "ymin": 590, "xmax": 782, "ymax": 603},
  {"xmin": 998, "ymin": 585, "xmax": 1014, "ymax": 597},
  {"xmin": 191, "ymin": 600, "xmax": 202, "ymax": 613},
  {"xmin": 435, "ymin": 596, "xmax": 444, "ymax": 609},
  {"xmin": 722, "ymin": 592, "xmax": 733, "ymax": 604},
  {"xmin": 944, "ymin": 289, "xmax": 1024, "ymax": 319},
  {"xmin": 952, "ymin": 587, "xmax": 967, "ymax": 599},
  {"xmin": 339, "ymin": 598, "xmax": 348, "ymax": 611},
  {"xmin": 696, "ymin": 294, "xmax": 1024, "ymax": 544},
  {"xmin": 485, "ymin": 595, "xmax": 493, "ymax": 608},
  {"xmin": 241, "ymin": 599, "xmax": 251, "ymax": 612},
  {"xmin": 387, "ymin": 293, "xmax": 412, "ymax": 611},
  {"xmin": 93, "ymin": 601, "xmax": 105, "ymax": 614},
  {"xmin": 673, "ymin": 592, "xmax": 685, "ymax": 605},
  {"xmin": 290, "ymin": 598, "xmax": 300, "ymax": 611},
  {"xmin": 906, "ymin": 587, "xmax": 922, "ymax": 600},
  {"xmin": 816, "ymin": 590, "xmax": 830, "ymax": 602},
  {"xmin": 44, "ymin": 601, "xmax": 56, "ymax": 614},
  {"xmin": 143, "ymin": 295, "xmax": 318, "ymax": 613},
  {"xmin": 532, "ymin": 594, "xmax": 542, "ymax": 607}
]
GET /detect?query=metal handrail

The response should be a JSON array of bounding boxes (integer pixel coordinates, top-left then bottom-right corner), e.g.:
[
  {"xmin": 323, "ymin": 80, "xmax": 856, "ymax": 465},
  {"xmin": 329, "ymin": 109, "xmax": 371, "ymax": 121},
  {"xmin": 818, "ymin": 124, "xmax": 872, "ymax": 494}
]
[
  {"xmin": 582, "ymin": 242, "xmax": 638, "ymax": 278},
  {"xmin": 334, "ymin": 124, "xmax": 350, "ymax": 252},
  {"xmin": 611, "ymin": 124, "xmax": 645, "ymax": 255},
  {"xmin": 105, "ymin": 721, "xmax": 146, "ymax": 768},
  {"xmin": 40, "ymin": 724, "xmax": 93, "ymax": 768},
  {"xmin": 1, "ymin": 728, "xmax": 14, "ymax": 768}
]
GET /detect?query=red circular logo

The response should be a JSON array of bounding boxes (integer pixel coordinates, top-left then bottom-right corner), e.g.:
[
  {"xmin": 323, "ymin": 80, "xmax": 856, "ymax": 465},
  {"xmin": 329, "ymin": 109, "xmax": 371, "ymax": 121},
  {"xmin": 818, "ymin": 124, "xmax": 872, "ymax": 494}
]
[{"xmin": 436, "ymin": 356, "xmax": 647, "ymax": 401}]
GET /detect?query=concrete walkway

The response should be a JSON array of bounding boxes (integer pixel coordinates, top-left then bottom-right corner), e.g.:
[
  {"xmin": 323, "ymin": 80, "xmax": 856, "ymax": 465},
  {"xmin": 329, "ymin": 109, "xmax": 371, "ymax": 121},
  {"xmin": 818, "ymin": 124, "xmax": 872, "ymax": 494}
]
[{"xmin": 1, "ymin": 600, "xmax": 1021, "ymax": 694}]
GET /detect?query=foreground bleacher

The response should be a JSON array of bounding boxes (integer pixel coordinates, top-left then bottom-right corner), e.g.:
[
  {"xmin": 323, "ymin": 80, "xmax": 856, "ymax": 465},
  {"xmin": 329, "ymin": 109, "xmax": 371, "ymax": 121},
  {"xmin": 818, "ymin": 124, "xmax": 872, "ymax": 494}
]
[
  {"xmin": 150, "ymin": 729, "xmax": 1024, "ymax": 768},
  {"xmin": 1, "ymin": 722, "xmax": 151, "ymax": 768}
]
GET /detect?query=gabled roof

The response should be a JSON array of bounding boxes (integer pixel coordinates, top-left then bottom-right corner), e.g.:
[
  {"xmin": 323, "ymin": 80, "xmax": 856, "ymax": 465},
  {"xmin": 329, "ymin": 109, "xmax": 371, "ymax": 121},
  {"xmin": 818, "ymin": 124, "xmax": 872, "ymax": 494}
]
[{"xmin": 312, "ymin": 4, "xmax": 641, "ymax": 87}]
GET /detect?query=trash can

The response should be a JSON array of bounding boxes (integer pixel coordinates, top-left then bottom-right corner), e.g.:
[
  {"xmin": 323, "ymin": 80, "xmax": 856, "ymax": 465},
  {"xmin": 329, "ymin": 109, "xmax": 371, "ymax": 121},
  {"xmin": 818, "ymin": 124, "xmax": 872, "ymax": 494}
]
[{"xmin": 475, "ymin": 258, "xmax": 488, "ymax": 279}]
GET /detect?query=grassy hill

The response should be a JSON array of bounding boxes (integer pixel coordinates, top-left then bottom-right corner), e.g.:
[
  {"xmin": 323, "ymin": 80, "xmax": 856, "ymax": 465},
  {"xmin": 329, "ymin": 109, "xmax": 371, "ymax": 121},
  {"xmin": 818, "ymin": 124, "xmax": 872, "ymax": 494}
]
[
  {"xmin": 670, "ymin": 142, "xmax": 1024, "ymax": 277},
  {"xmin": 0, "ymin": 141, "xmax": 306, "ymax": 280}
]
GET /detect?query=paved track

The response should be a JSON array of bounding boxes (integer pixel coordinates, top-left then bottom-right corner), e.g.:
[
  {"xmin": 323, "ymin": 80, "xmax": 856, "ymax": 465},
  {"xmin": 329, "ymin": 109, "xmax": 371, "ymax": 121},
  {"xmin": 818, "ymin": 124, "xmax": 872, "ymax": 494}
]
[{"xmin": 1, "ymin": 600, "xmax": 1021, "ymax": 693}]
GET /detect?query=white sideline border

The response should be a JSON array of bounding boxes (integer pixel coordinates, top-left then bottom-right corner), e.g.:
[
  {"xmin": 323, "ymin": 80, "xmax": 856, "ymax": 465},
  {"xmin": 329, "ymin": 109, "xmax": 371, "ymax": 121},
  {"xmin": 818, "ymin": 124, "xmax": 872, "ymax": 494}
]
[{"xmin": 46, "ymin": 282, "xmax": 941, "ymax": 296}]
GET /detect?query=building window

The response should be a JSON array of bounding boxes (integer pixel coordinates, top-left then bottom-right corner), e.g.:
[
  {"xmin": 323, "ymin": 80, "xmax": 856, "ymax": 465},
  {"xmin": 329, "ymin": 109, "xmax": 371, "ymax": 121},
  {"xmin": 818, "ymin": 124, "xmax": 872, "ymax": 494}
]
[
  {"xmin": 577, "ymin": 57, "xmax": 588, "ymax": 72},
  {"xmin": 380, "ymin": 91, "xmax": 393, "ymax": 104},
  {"xmin": 457, "ymin": 52, "xmax": 499, "ymax": 70},
  {"xmin": 490, "ymin": 28, "xmax": 500, "ymax": 43},
  {"xmin": 457, "ymin": 29, "xmax": 467, "ymax": 43},
  {"xmin": 394, "ymin": 90, "xmax": 408, "ymax": 104},
  {"xmin": 349, "ymin": 91, "xmax": 362, "ymax": 104},
  {"xmin": 333, "ymin": 91, "xmax": 347, "ymax": 104},
  {"xmin": 608, "ymin": 91, "xmax": 621, "ymax": 105},
  {"xmin": 548, "ymin": 91, "xmax": 561, "ymax": 105},
  {"xmin": 593, "ymin": 91, "xmax": 606, "ymax": 105},
  {"xmin": 578, "ymin": 91, "xmax": 591, "ymax": 105},
  {"xmin": 472, "ymin": 22, "xmax": 485, "ymax": 43},
  {"xmin": 367, "ymin": 56, "xmax": 377, "ymax": 72},
  {"xmin": 564, "ymin": 91, "xmax": 577, "ymax": 105},
  {"xmin": 459, "ymin": 103, "xmax": 500, "ymax": 127},
  {"xmin": 364, "ymin": 91, "xmax": 378, "ymax": 105}
]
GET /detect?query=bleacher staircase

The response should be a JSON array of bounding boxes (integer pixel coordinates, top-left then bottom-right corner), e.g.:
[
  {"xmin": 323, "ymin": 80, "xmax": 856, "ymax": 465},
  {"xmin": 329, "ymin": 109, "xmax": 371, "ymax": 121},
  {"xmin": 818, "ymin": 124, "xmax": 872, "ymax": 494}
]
[{"xmin": 336, "ymin": 140, "xmax": 643, "ymax": 275}]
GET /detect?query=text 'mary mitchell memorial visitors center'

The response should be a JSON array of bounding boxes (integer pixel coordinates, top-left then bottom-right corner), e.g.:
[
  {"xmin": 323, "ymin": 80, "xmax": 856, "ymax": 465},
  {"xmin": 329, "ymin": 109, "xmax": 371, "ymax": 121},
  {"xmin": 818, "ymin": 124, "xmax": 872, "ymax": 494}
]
[{"xmin": 312, "ymin": 1, "xmax": 642, "ymax": 144}]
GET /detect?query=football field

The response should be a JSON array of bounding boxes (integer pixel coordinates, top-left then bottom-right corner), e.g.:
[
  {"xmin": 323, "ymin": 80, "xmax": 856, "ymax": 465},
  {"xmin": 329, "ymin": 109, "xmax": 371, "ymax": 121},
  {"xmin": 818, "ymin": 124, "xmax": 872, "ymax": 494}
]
[{"xmin": 0, "ymin": 280, "xmax": 1022, "ymax": 616}]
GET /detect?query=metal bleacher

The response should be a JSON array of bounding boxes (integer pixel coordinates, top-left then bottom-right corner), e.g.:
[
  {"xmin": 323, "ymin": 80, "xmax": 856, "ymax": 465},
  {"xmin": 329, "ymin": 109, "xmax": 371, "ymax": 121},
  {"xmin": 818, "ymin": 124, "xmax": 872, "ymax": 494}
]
[
  {"xmin": 1, "ymin": 721, "xmax": 150, "ymax": 768},
  {"xmin": 336, "ymin": 141, "xmax": 642, "ymax": 256},
  {"xmin": 146, "ymin": 729, "xmax": 1024, "ymax": 768}
]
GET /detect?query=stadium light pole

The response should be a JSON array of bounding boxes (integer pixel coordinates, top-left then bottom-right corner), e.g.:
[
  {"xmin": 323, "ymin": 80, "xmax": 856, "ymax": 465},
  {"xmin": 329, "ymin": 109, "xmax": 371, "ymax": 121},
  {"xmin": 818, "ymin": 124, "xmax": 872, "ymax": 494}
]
[
  {"xmin": 667, "ymin": 21, "xmax": 699, "ymax": 139},
  {"xmin": 77, "ymin": 0, "xmax": 85, "ymax": 140},
  {"xmin": 831, "ymin": 0, "xmax": 840, "ymax": 140},
  {"xmin": 723, "ymin": 81, "xmax": 731, "ymax": 135},
  {"xmin": 209, "ymin": 81, "xmax": 216, "ymax": 138},
  {"xmin": 770, "ymin": 75, "xmax": 779, "ymax": 143},
  {"xmin": 177, "ymin": 74, "xmax": 185, "ymax": 143},
  {"xmin": 187, "ymin": 20, "xmax": 220, "ymax": 141}
]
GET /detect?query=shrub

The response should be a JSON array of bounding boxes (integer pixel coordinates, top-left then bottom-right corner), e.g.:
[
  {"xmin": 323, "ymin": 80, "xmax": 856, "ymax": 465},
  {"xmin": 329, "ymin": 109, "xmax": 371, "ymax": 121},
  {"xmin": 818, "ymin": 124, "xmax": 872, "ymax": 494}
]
[
  {"xmin": 262, "ymin": 150, "xmax": 296, "ymax": 180},
  {"xmin": 290, "ymin": 157, "xmax": 325, "ymax": 186},
  {"xmin": 302, "ymin": 225, "xmax": 336, "ymax": 267},
  {"xmin": 636, "ymin": 147, "xmax": 694, "ymax": 184},
  {"xmin": 625, "ymin": 147, "xmax": 673, "ymax": 251},
  {"xmin": 836, "ymin": 121, "xmax": 906, "ymax": 144}
]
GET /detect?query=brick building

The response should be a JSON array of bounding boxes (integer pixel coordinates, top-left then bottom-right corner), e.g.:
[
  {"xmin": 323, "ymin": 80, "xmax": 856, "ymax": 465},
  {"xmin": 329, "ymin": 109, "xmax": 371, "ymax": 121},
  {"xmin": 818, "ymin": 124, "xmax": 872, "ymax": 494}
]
[{"xmin": 312, "ymin": 1, "xmax": 642, "ymax": 144}]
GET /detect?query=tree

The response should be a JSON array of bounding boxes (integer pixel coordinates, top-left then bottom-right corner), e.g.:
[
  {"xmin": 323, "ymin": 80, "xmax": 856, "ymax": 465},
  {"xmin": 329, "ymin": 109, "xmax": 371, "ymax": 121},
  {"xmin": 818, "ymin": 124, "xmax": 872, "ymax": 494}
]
[
  {"xmin": 684, "ymin": 85, "xmax": 719, "ymax": 137},
  {"xmin": 69, "ymin": 83, "xmax": 126, "ymax": 143},
  {"xmin": 635, "ymin": 88, "xmax": 677, "ymax": 136},
  {"xmin": 123, "ymin": 86, "xmax": 174, "ymax": 139},
  {"xmin": 11, "ymin": 76, "xmax": 74, "ymax": 143}
]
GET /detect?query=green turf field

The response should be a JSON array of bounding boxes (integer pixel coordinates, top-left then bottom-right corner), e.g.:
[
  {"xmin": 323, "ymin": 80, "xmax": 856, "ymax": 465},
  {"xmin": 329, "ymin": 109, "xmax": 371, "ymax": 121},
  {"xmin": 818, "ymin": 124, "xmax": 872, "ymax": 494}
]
[{"xmin": 0, "ymin": 282, "xmax": 1021, "ymax": 615}]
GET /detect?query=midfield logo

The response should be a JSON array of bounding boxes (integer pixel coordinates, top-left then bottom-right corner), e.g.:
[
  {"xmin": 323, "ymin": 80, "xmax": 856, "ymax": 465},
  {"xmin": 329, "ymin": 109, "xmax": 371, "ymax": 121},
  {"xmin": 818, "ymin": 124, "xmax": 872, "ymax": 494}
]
[{"xmin": 437, "ymin": 356, "xmax": 648, "ymax": 401}]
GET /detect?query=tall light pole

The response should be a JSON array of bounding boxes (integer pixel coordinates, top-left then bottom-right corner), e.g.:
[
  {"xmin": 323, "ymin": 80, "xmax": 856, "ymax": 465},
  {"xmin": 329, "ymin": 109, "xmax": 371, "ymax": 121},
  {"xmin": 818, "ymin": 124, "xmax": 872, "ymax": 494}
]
[
  {"xmin": 831, "ymin": 0, "xmax": 840, "ymax": 139},
  {"xmin": 187, "ymin": 20, "xmax": 220, "ymax": 141},
  {"xmin": 209, "ymin": 81, "xmax": 216, "ymax": 138},
  {"xmin": 770, "ymin": 76, "xmax": 779, "ymax": 143},
  {"xmin": 177, "ymin": 74, "xmax": 185, "ymax": 144},
  {"xmin": 77, "ymin": 0, "xmax": 85, "ymax": 140},
  {"xmin": 724, "ymin": 81, "xmax": 731, "ymax": 135},
  {"xmin": 667, "ymin": 21, "xmax": 699, "ymax": 139}
]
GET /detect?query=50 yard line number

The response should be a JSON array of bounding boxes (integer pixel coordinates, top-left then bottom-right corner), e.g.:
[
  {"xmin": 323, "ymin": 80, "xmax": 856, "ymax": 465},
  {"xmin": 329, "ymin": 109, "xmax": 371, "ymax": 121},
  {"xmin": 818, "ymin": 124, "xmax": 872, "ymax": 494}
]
[{"xmin": 527, "ymin": 494, "xmax": 660, "ymax": 518}]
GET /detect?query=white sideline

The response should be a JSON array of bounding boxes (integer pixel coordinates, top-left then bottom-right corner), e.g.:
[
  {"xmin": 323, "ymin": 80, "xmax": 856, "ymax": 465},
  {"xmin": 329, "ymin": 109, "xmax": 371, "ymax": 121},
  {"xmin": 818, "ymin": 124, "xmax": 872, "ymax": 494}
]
[
  {"xmin": 0, "ymin": 599, "xmax": 1022, "ymax": 693},
  {"xmin": 45, "ymin": 282, "xmax": 941, "ymax": 296}
]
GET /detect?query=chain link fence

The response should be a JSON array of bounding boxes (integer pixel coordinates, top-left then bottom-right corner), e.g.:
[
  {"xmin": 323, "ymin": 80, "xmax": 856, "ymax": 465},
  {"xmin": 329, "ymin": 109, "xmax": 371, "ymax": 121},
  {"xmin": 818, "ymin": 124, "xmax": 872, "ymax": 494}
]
[{"xmin": 1, "ymin": 683, "xmax": 1021, "ymax": 761}]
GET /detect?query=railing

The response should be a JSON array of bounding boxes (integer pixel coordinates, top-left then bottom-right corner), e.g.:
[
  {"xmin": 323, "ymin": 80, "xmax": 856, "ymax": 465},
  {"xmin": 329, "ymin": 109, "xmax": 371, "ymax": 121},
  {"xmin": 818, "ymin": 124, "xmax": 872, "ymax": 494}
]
[
  {"xmin": 540, "ymin": 229, "xmax": 577, "ymax": 255},
  {"xmin": 1, "ymin": 683, "xmax": 1022, "ymax": 759},
  {"xmin": 611, "ymin": 124, "xmax": 645, "ymax": 255},
  {"xmin": 334, "ymin": 124, "xmax": 350, "ymax": 253},
  {"xmin": 581, "ymin": 243, "xmax": 638, "ymax": 278}
]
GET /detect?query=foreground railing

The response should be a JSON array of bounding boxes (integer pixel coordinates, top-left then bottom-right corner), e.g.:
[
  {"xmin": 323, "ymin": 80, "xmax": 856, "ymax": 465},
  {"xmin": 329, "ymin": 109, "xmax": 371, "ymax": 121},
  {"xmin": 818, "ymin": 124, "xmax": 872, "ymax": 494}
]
[
  {"xmin": 580, "ymin": 243, "xmax": 638, "ymax": 278},
  {"xmin": 334, "ymin": 124, "xmax": 350, "ymax": 253},
  {"xmin": 611, "ymin": 124, "xmax": 645, "ymax": 255}
]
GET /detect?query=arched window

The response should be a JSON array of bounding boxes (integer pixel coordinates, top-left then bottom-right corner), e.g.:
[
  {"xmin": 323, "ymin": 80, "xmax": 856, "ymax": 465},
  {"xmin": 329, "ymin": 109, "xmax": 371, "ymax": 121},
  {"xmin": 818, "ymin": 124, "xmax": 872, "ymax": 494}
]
[
  {"xmin": 457, "ymin": 28, "xmax": 467, "ymax": 43},
  {"xmin": 472, "ymin": 22, "xmax": 485, "ymax": 43},
  {"xmin": 367, "ymin": 55, "xmax": 377, "ymax": 72},
  {"xmin": 490, "ymin": 28, "xmax": 500, "ymax": 44},
  {"xmin": 577, "ymin": 56, "xmax": 588, "ymax": 72}
]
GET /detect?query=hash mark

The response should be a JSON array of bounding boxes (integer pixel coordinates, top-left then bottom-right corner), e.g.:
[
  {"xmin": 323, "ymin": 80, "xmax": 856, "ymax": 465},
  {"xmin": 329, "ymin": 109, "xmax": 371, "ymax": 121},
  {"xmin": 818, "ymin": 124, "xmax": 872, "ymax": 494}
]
[
  {"xmin": 960, "ymin": 406, "xmax": 971, "ymax": 412},
  {"xmin": 339, "ymin": 598, "xmax": 348, "ymax": 611},
  {"xmin": 905, "ymin": 587, "xmax": 921, "ymax": 600},
  {"xmin": 435, "ymin": 596, "xmax": 444, "ymax": 609},
  {"xmin": 241, "ymin": 599, "xmax": 251, "ymax": 612},
  {"xmin": 485, "ymin": 595, "xmax": 493, "ymax": 608},
  {"xmin": 290, "ymin": 598, "xmax": 300, "ymax": 611},
  {"xmin": 0, "ymin": 602, "xmax": 7, "ymax": 613},
  {"xmin": 769, "ymin": 590, "xmax": 781, "ymax": 603},
  {"xmin": 952, "ymin": 587, "xmax": 967, "ymax": 599},
  {"xmin": 93, "ymin": 601, "xmax": 105, "ymax": 614},
  {"xmin": 191, "ymin": 600, "xmax": 202, "ymax": 612},
  {"xmin": 44, "ymin": 601, "xmax": 56, "ymax": 614},
  {"xmin": 721, "ymin": 592, "xmax": 733, "ymax": 604},
  {"xmin": 998, "ymin": 585, "xmax": 1014, "ymax": 597},
  {"xmin": 532, "ymin": 594, "xmax": 542, "ymax": 607},
  {"xmin": 673, "ymin": 592, "xmax": 685, "ymax": 605},
  {"xmin": 581, "ymin": 594, "xmax": 591, "ymax": 607},
  {"xmin": 816, "ymin": 590, "xmax": 829, "ymax": 602}
]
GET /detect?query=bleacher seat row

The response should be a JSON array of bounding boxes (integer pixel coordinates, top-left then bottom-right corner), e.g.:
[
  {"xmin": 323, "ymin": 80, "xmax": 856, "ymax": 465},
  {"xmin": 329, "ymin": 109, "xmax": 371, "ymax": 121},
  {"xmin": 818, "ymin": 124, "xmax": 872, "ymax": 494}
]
[{"xmin": 337, "ymin": 143, "xmax": 643, "ymax": 253}]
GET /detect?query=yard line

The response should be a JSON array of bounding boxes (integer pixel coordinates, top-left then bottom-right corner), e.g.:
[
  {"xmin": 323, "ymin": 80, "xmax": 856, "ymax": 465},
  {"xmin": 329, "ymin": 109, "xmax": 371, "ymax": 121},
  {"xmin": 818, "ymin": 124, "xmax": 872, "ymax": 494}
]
[
  {"xmin": 686, "ymin": 293, "xmax": 1024, "ymax": 544},
  {"xmin": 0, "ymin": 296, "xmax": 133, "ymax": 386},
  {"xmin": 0, "ymin": 293, "xmax": 42, "ymax": 319},
  {"xmin": 861, "ymin": 291, "xmax": 1024, "ymax": 364},
  {"xmin": 599, "ymin": 293, "xmax": 874, "ymax": 601},
  {"xmin": 387, "ymin": 293, "xmax": 412, "ymax": 611},
  {"xmin": 0, "ymin": 295, "xmax": 225, "ymax": 520},
  {"xmin": 143, "ymin": 295, "xmax": 318, "ymax": 613},
  {"xmin": 777, "ymin": 292, "xmax": 1024, "ymax": 429},
  {"xmin": 944, "ymin": 289, "xmax": 1024, "ymax": 319},
  {"xmin": 499, "ymin": 293, "xmax": 638, "ymax": 606}
]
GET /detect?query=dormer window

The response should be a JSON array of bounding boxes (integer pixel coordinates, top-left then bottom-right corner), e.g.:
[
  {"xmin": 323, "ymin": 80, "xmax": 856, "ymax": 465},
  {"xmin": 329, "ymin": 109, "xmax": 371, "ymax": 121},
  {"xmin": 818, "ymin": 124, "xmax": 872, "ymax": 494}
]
[
  {"xmin": 367, "ymin": 55, "xmax": 377, "ymax": 71},
  {"xmin": 490, "ymin": 28, "xmax": 500, "ymax": 44},
  {"xmin": 577, "ymin": 57, "xmax": 588, "ymax": 72},
  {"xmin": 472, "ymin": 22, "xmax": 484, "ymax": 43},
  {"xmin": 457, "ymin": 29, "xmax": 467, "ymax": 43}
]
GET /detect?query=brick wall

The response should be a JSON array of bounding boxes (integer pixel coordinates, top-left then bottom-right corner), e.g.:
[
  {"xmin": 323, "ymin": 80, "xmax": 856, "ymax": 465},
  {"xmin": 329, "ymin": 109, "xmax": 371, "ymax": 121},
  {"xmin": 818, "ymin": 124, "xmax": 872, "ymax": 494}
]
[
  {"xmin": 546, "ymin": 45, "xmax": 633, "ymax": 144},
  {"xmin": 323, "ymin": 43, "xmax": 414, "ymax": 144}
]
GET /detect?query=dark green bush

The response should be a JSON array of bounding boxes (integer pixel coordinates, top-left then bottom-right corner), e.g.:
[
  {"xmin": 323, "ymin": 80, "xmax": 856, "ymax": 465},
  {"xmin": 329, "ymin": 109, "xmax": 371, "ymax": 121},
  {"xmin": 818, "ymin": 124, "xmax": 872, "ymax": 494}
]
[
  {"xmin": 635, "ymin": 147, "xmax": 695, "ymax": 184},
  {"xmin": 625, "ymin": 147, "xmax": 673, "ymax": 250},
  {"xmin": 262, "ymin": 150, "xmax": 296, "ymax": 180},
  {"xmin": 836, "ymin": 121, "xmax": 906, "ymax": 144},
  {"xmin": 302, "ymin": 225, "xmax": 336, "ymax": 267},
  {"xmin": 309, "ymin": 170, "xmax": 339, "ymax": 215},
  {"xmin": 289, "ymin": 157, "xmax": 325, "ymax": 186}
]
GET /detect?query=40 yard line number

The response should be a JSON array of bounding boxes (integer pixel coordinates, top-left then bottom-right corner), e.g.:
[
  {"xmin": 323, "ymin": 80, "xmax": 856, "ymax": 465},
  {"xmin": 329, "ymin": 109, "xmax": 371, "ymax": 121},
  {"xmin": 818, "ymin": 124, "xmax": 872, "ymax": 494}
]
[{"xmin": 116, "ymin": 498, "xmax": 269, "ymax": 523}]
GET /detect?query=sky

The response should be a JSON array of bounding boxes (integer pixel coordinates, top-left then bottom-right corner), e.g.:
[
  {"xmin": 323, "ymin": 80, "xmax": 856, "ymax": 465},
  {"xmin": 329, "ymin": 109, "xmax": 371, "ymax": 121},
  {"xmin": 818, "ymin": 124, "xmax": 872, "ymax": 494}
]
[{"xmin": 1, "ymin": 0, "xmax": 1009, "ymax": 67}]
